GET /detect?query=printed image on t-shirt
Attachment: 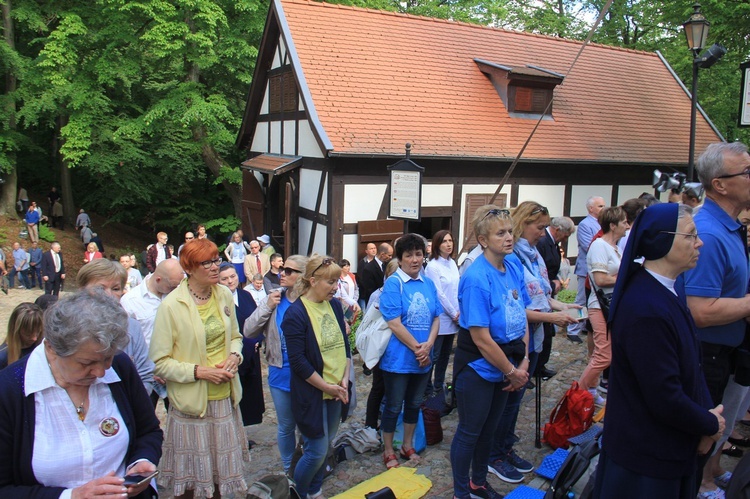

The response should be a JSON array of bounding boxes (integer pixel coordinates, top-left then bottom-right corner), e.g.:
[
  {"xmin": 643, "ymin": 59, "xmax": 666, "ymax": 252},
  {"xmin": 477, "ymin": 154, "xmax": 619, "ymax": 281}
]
[
  {"xmin": 405, "ymin": 291, "xmax": 433, "ymax": 331},
  {"xmin": 504, "ymin": 288, "xmax": 528, "ymax": 334},
  {"xmin": 205, "ymin": 316, "xmax": 225, "ymax": 353},
  {"xmin": 320, "ymin": 312, "xmax": 345, "ymax": 353}
]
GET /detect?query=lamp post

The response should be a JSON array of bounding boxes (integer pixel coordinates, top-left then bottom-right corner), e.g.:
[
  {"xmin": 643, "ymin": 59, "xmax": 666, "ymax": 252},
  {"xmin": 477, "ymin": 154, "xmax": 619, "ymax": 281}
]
[{"xmin": 683, "ymin": 3, "xmax": 710, "ymax": 182}]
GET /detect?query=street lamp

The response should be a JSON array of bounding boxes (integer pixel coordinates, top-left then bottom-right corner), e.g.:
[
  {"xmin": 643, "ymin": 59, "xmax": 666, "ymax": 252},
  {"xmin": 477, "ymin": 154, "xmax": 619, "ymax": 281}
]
[{"xmin": 682, "ymin": 3, "xmax": 726, "ymax": 181}]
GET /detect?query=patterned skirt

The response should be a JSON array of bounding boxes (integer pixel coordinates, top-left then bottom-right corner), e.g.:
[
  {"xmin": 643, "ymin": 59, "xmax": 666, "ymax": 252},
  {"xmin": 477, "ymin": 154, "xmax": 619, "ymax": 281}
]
[{"xmin": 157, "ymin": 397, "xmax": 250, "ymax": 498}]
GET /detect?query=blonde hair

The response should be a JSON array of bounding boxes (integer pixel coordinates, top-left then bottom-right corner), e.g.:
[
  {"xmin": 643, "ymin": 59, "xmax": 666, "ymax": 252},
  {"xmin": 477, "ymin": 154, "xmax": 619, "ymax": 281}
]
[
  {"xmin": 472, "ymin": 204, "xmax": 513, "ymax": 240},
  {"xmin": 511, "ymin": 201, "xmax": 551, "ymax": 243},
  {"xmin": 87, "ymin": 242, "xmax": 99, "ymax": 253},
  {"xmin": 6, "ymin": 303, "xmax": 43, "ymax": 365},
  {"xmin": 295, "ymin": 254, "xmax": 341, "ymax": 297},
  {"xmin": 77, "ymin": 258, "xmax": 127, "ymax": 288}
]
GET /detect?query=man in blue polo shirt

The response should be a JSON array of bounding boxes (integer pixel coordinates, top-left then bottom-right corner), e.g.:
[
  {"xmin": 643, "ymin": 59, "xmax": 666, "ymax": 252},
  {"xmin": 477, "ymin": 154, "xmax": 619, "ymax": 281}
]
[{"xmin": 684, "ymin": 141, "xmax": 750, "ymax": 497}]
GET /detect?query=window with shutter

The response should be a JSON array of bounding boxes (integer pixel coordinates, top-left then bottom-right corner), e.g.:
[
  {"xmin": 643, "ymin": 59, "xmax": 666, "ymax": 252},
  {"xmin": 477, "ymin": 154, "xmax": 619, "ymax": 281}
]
[
  {"xmin": 463, "ymin": 193, "xmax": 508, "ymax": 248},
  {"xmin": 268, "ymin": 68, "xmax": 297, "ymax": 113}
]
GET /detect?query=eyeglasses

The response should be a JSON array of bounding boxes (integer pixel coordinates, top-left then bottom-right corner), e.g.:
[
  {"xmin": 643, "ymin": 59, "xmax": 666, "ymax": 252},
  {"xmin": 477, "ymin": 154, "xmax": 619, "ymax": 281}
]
[
  {"xmin": 282, "ymin": 267, "xmax": 302, "ymax": 276},
  {"xmin": 660, "ymin": 231, "xmax": 699, "ymax": 241},
  {"xmin": 531, "ymin": 205, "xmax": 549, "ymax": 216},
  {"xmin": 312, "ymin": 257, "xmax": 334, "ymax": 276},
  {"xmin": 482, "ymin": 208, "xmax": 511, "ymax": 221},
  {"xmin": 716, "ymin": 168, "xmax": 750, "ymax": 180},
  {"xmin": 200, "ymin": 257, "xmax": 223, "ymax": 269}
]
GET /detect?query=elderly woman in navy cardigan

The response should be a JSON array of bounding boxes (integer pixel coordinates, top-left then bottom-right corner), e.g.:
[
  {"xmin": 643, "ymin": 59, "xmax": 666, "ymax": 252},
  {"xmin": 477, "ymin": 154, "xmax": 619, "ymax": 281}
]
[
  {"xmin": 0, "ymin": 290, "xmax": 162, "ymax": 499},
  {"xmin": 594, "ymin": 203, "xmax": 725, "ymax": 499},
  {"xmin": 283, "ymin": 255, "xmax": 351, "ymax": 499}
]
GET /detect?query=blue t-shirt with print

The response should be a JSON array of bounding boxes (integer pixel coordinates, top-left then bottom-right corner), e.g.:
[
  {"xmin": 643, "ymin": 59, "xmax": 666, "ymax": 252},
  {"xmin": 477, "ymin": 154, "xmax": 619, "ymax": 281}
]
[
  {"xmin": 379, "ymin": 270, "xmax": 443, "ymax": 374},
  {"xmin": 268, "ymin": 295, "xmax": 293, "ymax": 392},
  {"xmin": 458, "ymin": 253, "xmax": 530, "ymax": 382}
]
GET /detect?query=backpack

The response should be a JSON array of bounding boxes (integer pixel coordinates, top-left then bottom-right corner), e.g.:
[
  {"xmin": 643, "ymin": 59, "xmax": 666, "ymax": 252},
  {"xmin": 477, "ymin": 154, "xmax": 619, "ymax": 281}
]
[
  {"xmin": 544, "ymin": 436, "xmax": 601, "ymax": 499},
  {"xmin": 246, "ymin": 474, "xmax": 300, "ymax": 499},
  {"xmin": 543, "ymin": 381, "xmax": 594, "ymax": 449}
]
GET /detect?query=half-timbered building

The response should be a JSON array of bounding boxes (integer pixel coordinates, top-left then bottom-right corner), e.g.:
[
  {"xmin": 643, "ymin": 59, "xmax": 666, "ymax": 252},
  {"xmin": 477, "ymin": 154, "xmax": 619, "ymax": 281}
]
[{"xmin": 236, "ymin": 0, "xmax": 723, "ymax": 269}]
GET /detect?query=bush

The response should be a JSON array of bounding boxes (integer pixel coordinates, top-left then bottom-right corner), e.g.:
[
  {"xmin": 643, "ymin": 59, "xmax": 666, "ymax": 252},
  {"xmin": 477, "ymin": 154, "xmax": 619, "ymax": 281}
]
[
  {"xmin": 557, "ymin": 288, "xmax": 576, "ymax": 303},
  {"xmin": 39, "ymin": 224, "xmax": 56, "ymax": 243}
]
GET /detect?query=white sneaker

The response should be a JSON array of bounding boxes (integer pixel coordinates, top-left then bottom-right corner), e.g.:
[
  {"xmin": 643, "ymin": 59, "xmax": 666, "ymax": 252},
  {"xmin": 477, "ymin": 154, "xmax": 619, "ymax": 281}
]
[{"xmin": 589, "ymin": 389, "xmax": 606, "ymax": 406}]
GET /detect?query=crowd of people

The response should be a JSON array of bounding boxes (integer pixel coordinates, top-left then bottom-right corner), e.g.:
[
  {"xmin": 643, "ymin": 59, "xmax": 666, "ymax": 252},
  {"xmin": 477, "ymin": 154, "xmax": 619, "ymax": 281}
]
[{"xmin": 0, "ymin": 141, "xmax": 749, "ymax": 499}]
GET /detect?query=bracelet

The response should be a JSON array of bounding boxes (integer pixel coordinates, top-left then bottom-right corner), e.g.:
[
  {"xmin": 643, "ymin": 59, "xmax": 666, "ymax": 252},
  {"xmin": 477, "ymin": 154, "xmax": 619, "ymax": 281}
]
[
  {"xmin": 504, "ymin": 366, "xmax": 516, "ymax": 377},
  {"xmin": 523, "ymin": 356, "xmax": 529, "ymax": 362},
  {"xmin": 194, "ymin": 364, "xmax": 199, "ymax": 381}
]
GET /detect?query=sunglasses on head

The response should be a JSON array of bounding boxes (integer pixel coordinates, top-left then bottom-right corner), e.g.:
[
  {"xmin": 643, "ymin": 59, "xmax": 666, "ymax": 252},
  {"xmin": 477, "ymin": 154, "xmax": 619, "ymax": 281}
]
[
  {"xmin": 312, "ymin": 257, "xmax": 335, "ymax": 277},
  {"xmin": 282, "ymin": 266, "xmax": 302, "ymax": 276},
  {"xmin": 531, "ymin": 205, "xmax": 549, "ymax": 216},
  {"xmin": 482, "ymin": 208, "xmax": 511, "ymax": 221}
]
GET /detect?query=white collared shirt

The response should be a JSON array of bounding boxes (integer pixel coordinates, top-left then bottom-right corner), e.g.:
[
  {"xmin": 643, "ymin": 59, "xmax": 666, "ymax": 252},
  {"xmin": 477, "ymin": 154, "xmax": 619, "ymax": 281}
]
[
  {"xmin": 25, "ymin": 343, "xmax": 129, "ymax": 498},
  {"xmin": 120, "ymin": 276, "xmax": 163, "ymax": 346}
]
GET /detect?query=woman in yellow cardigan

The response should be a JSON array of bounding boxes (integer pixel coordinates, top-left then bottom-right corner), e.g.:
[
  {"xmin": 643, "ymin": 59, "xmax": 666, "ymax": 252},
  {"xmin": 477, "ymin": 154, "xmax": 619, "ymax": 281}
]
[{"xmin": 150, "ymin": 239, "xmax": 249, "ymax": 498}]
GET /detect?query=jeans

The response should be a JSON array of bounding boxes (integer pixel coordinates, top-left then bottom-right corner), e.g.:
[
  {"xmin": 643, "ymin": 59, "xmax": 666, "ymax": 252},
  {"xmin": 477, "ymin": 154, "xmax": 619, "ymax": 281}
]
[
  {"xmin": 381, "ymin": 370, "xmax": 430, "ymax": 434},
  {"xmin": 9, "ymin": 268, "xmax": 30, "ymax": 289},
  {"xmin": 450, "ymin": 367, "xmax": 510, "ymax": 499},
  {"xmin": 270, "ymin": 386, "xmax": 298, "ymax": 473},
  {"xmin": 490, "ymin": 351, "xmax": 539, "ymax": 461},
  {"xmin": 365, "ymin": 362, "xmax": 385, "ymax": 429},
  {"xmin": 425, "ymin": 334, "xmax": 455, "ymax": 396},
  {"xmin": 28, "ymin": 265, "xmax": 42, "ymax": 288},
  {"xmin": 294, "ymin": 400, "xmax": 341, "ymax": 497}
]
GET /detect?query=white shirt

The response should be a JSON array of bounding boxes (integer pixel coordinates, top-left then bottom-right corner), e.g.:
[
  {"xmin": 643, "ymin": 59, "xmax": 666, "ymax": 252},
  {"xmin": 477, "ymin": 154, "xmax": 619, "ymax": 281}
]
[
  {"xmin": 120, "ymin": 276, "xmax": 163, "ymax": 346},
  {"xmin": 335, "ymin": 273, "xmax": 359, "ymax": 307},
  {"xmin": 425, "ymin": 256, "xmax": 460, "ymax": 335},
  {"xmin": 247, "ymin": 285, "xmax": 267, "ymax": 306},
  {"xmin": 125, "ymin": 268, "xmax": 142, "ymax": 292},
  {"xmin": 25, "ymin": 343, "xmax": 130, "ymax": 499},
  {"xmin": 586, "ymin": 238, "xmax": 621, "ymax": 309},
  {"xmin": 155, "ymin": 244, "xmax": 167, "ymax": 267}
]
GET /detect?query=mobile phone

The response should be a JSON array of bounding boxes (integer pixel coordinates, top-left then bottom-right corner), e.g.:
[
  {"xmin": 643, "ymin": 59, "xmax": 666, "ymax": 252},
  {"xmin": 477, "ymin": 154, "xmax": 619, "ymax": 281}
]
[{"xmin": 123, "ymin": 471, "xmax": 159, "ymax": 487}]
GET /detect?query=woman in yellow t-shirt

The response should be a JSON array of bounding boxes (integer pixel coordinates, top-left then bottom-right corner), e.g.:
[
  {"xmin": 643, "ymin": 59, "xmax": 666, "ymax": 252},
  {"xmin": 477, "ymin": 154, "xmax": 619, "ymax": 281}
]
[
  {"xmin": 150, "ymin": 239, "xmax": 248, "ymax": 498},
  {"xmin": 283, "ymin": 254, "xmax": 351, "ymax": 499}
]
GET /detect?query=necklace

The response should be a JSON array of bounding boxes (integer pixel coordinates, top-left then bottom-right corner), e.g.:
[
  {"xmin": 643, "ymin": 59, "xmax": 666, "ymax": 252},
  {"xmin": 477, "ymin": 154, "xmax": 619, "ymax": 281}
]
[
  {"xmin": 74, "ymin": 400, "xmax": 85, "ymax": 421},
  {"xmin": 189, "ymin": 284, "xmax": 212, "ymax": 300}
]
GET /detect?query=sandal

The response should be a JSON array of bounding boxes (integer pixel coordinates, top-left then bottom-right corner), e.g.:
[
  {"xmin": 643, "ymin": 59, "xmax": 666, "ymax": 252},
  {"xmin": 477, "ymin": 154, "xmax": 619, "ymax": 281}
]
[
  {"xmin": 714, "ymin": 471, "xmax": 732, "ymax": 489},
  {"xmin": 399, "ymin": 447, "xmax": 422, "ymax": 463},
  {"xmin": 728, "ymin": 436, "xmax": 750, "ymax": 447},
  {"xmin": 383, "ymin": 453, "xmax": 399, "ymax": 469},
  {"xmin": 721, "ymin": 445, "xmax": 743, "ymax": 458}
]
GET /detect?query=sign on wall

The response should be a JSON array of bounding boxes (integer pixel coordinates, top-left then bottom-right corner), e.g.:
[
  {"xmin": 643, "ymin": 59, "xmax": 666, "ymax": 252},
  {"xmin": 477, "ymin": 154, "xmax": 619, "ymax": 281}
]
[
  {"xmin": 388, "ymin": 144, "xmax": 424, "ymax": 221},
  {"xmin": 741, "ymin": 61, "xmax": 750, "ymax": 127}
]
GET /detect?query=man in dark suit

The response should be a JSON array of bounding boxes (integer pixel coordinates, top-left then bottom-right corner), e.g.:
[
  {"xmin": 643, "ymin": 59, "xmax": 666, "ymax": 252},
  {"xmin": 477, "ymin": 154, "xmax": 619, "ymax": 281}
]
[
  {"xmin": 358, "ymin": 242, "xmax": 393, "ymax": 307},
  {"xmin": 535, "ymin": 217, "xmax": 575, "ymax": 379},
  {"xmin": 41, "ymin": 242, "xmax": 66, "ymax": 295}
]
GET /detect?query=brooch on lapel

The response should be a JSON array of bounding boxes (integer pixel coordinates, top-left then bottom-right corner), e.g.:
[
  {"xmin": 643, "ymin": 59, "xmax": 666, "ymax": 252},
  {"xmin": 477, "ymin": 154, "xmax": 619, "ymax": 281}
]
[{"xmin": 99, "ymin": 417, "xmax": 120, "ymax": 437}]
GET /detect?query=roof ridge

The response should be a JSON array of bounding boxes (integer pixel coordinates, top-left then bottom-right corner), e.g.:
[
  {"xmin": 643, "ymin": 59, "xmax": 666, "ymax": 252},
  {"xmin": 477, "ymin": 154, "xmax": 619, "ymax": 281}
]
[{"xmin": 281, "ymin": 0, "xmax": 657, "ymax": 57}]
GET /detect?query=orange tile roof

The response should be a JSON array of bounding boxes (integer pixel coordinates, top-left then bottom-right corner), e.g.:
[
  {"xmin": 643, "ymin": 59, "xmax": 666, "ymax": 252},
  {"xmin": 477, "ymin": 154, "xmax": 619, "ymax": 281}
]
[{"xmin": 277, "ymin": 0, "xmax": 722, "ymax": 164}]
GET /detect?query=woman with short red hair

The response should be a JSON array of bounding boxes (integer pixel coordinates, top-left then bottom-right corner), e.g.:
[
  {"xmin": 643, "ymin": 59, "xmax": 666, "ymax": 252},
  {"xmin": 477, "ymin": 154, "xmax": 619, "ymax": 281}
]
[{"xmin": 150, "ymin": 239, "xmax": 249, "ymax": 498}]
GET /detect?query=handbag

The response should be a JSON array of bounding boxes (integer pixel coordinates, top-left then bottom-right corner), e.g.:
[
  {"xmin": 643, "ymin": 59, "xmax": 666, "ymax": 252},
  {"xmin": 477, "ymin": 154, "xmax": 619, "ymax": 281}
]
[
  {"xmin": 355, "ymin": 303, "xmax": 392, "ymax": 369},
  {"xmin": 589, "ymin": 272, "xmax": 613, "ymax": 321},
  {"xmin": 355, "ymin": 276, "xmax": 402, "ymax": 369}
]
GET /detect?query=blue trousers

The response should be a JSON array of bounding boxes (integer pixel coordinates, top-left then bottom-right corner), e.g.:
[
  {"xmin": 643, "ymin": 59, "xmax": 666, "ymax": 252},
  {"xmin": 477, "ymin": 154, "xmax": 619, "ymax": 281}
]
[
  {"xmin": 450, "ymin": 367, "xmax": 510, "ymax": 499},
  {"xmin": 270, "ymin": 386, "xmax": 298, "ymax": 473},
  {"xmin": 294, "ymin": 399, "xmax": 341, "ymax": 497}
]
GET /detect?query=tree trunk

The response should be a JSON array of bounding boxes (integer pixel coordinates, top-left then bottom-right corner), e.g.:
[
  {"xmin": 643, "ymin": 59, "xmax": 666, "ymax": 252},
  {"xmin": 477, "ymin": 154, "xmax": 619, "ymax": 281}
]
[
  {"xmin": 0, "ymin": 0, "xmax": 19, "ymax": 218},
  {"xmin": 184, "ymin": 11, "xmax": 242, "ymax": 218},
  {"xmin": 57, "ymin": 115, "xmax": 76, "ymax": 226}
]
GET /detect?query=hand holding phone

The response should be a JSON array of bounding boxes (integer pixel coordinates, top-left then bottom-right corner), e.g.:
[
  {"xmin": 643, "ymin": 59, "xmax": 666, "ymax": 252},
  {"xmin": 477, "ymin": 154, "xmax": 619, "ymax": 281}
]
[{"xmin": 123, "ymin": 470, "xmax": 159, "ymax": 487}]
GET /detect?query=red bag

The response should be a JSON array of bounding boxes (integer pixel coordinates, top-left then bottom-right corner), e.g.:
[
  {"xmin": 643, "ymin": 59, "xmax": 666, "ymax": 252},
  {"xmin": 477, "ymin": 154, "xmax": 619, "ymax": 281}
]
[{"xmin": 543, "ymin": 381, "xmax": 594, "ymax": 449}]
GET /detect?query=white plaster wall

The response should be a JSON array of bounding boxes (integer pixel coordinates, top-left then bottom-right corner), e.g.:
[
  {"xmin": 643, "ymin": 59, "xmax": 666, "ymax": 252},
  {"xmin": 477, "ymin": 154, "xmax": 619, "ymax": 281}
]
[
  {"xmin": 250, "ymin": 123, "xmax": 268, "ymax": 154},
  {"xmin": 298, "ymin": 120, "xmax": 325, "ymax": 158},
  {"xmin": 299, "ymin": 99, "xmax": 305, "ymax": 112},
  {"xmin": 343, "ymin": 234, "xmax": 360, "ymax": 272},
  {"xmin": 319, "ymin": 177, "xmax": 328, "ymax": 214},
  {"xmin": 344, "ymin": 185, "xmax": 388, "ymax": 224},
  {"xmin": 260, "ymin": 82, "xmax": 269, "ymax": 114},
  {"xmin": 312, "ymin": 224, "xmax": 328, "ymax": 256},
  {"xmin": 299, "ymin": 169, "xmax": 323, "ymax": 212},
  {"xmin": 272, "ymin": 47, "xmax": 281, "ymax": 69},
  {"xmin": 569, "ymin": 186, "xmax": 613, "ymax": 217},
  {"xmin": 517, "ymin": 185, "xmax": 565, "ymax": 215},
  {"xmin": 283, "ymin": 120, "xmax": 296, "ymax": 156},
  {"xmin": 617, "ymin": 185, "xmax": 655, "ymax": 204},
  {"xmin": 298, "ymin": 218, "xmax": 312, "ymax": 256},
  {"xmin": 269, "ymin": 121, "xmax": 281, "ymax": 155},
  {"xmin": 279, "ymin": 37, "xmax": 287, "ymax": 62},
  {"xmin": 421, "ymin": 184, "xmax": 453, "ymax": 207},
  {"xmin": 458, "ymin": 184, "xmax": 512, "ymax": 249}
]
